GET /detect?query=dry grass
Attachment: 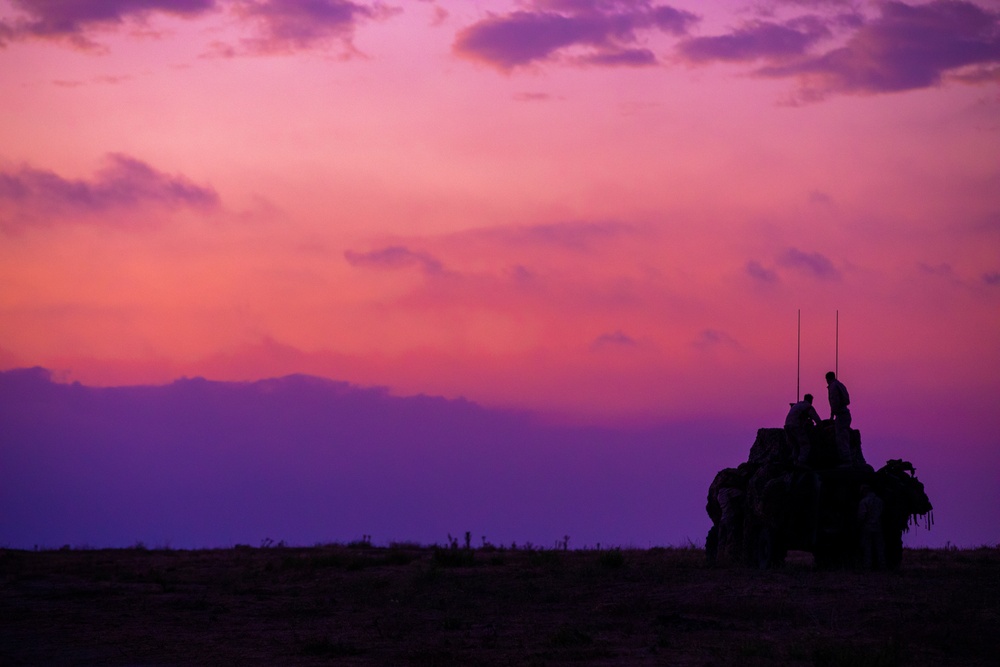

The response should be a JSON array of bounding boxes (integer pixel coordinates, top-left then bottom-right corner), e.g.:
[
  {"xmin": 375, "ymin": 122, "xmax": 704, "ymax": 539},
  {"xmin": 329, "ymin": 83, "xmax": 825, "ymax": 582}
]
[{"xmin": 2, "ymin": 544, "xmax": 997, "ymax": 665}]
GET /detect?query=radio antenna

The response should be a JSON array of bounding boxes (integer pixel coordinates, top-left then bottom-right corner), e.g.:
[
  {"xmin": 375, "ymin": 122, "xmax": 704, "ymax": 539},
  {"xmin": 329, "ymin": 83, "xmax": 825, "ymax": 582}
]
[
  {"xmin": 835, "ymin": 310, "xmax": 839, "ymax": 377},
  {"xmin": 796, "ymin": 309, "xmax": 801, "ymax": 402}
]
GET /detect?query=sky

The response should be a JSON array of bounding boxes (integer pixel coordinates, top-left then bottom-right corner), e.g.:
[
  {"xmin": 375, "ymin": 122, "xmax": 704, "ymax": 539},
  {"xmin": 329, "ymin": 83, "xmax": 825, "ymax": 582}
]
[{"xmin": 1, "ymin": 0, "xmax": 999, "ymax": 549}]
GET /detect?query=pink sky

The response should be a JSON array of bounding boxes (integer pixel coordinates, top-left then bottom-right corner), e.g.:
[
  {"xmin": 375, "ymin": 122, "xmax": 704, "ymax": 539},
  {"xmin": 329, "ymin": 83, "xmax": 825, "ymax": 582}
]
[{"xmin": 1, "ymin": 1, "xmax": 999, "ymax": 547}]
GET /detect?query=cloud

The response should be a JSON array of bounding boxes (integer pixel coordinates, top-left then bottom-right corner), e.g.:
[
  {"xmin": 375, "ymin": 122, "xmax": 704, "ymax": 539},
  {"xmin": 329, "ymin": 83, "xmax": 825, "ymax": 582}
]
[
  {"xmin": 0, "ymin": 154, "xmax": 219, "ymax": 226},
  {"xmin": 344, "ymin": 246, "xmax": 445, "ymax": 275},
  {"xmin": 231, "ymin": 0, "xmax": 398, "ymax": 55},
  {"xmin": 917, "ymin": 261, "xmax": 956, "ymax": 278},
  {"xmin": 0, "ymin": 1, "xmax": 398, "ymax": 55},
  {"xmin": 512, "ymin": 91, "xmax": 554, "ymax": 101},
  {"xmin": 0, "ymin": 21, "xmax": 14, "ymax": 47},
  {"xmin": 768, "ymin": 0, "xmax": 858, "ymax": 6},
  {"xmin": 453, "ymin": 0, "xmax": 698, "ymax": 71},
  {"xmin": 917, "ymin": 261, "xmax": 1000, "ymax": 290},
  {"xmin": 972, "ymin": 212, "xmax": 1000, "ymax": 235},
  {"xmin": 0, "ymin": 367, "xmax": 739, "ymax": 549},
  {"xmin": 430, "ymin": 5, "xmax": 448, "ymax": 28},
  {"xmin": 582, "ymin": 46, "xmax": 657, "ymax": 66},
  {"xmin": 759, "ymin": 1, "xmax": 1000, "ymax": 99},
  {"xmin": 950, "ymin": 63, "xmax": 1000, "ymax": 83},
  {"xmin": 51, "ymin": 74, "xmax": 133, "ymax": 88},
  {"xmin": 508, "ymin": 264, "xmax": 536, "ymax": 284},
  {"xmin": 745, "ymin": 260, "xmax": 780, "ymax": 283},
  {"xmin": 777, "ymin": 247, "xmax": 841, "ymax": 280},
  {"xmin": 678, "ymin": 17, "xmax": 830, "ymax": 63},
  {"xmin": 592, "ymin": 330, "xmax": 638, "ymax": 349},
  {"xmin": 468, "ymin": 220, "xmax": 639, "ymax": 251},
  {"xmin": 692, "ymin": 329, "xmax": 741, "ymax": 350},
  {"xmin": 674, "ymin": 1, "xmax": 1000, "ymax": 100},
  {"xmin": 0, "ymin": 0, "xmax": 217, "ymax": 49},
  {"xmin": 808, "ymin": 190, "xmax": 834, "ymax": 205}
]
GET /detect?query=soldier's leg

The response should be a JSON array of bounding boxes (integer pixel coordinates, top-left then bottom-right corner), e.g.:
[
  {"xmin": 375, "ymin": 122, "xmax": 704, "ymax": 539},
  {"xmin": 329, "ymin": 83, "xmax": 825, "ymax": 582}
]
[
  {"xmin": 786, "ymin": 426, "xmax": 810, "ymax": 465},
  {"xmin": 797, "ymin": 431, "xmax": 811, "ymax": 465},
  {"xmin": 783, "ymin": 426, "xmax": 797, "ymax": 464},
  {"xmin": 834, "ymin": 412, "xmax": 852, "ymax": 464}
]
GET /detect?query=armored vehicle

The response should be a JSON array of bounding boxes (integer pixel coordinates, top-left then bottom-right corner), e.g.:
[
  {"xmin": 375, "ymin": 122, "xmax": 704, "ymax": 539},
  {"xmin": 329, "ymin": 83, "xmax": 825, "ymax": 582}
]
[{"xmin": 705, "ymin": 423, "xmax": 932, "ymax": 569}]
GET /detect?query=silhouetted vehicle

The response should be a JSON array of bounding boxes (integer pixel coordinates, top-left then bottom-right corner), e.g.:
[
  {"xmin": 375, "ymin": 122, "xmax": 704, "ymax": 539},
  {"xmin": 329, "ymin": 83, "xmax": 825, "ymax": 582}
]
[{"xmin": 705, "ymin": 424, "xmax": 933, "ymax": 569}]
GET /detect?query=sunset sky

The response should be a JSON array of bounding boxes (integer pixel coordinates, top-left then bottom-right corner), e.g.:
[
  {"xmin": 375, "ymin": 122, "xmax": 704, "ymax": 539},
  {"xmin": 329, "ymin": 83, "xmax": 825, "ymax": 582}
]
[{"xmin": 1, "ymin": 1, "xmax": 999, "ymax": 548}]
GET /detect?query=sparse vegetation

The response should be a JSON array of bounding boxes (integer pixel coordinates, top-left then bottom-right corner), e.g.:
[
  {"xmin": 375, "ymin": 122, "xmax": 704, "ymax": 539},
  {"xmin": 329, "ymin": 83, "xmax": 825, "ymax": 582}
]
[
  {"xmin": 347, "ymin": 534, "xmax": 372, "ymax": 549},
  {"xmin": 1, "ymin": 545, "xmax": 996, "ymax": 665}
]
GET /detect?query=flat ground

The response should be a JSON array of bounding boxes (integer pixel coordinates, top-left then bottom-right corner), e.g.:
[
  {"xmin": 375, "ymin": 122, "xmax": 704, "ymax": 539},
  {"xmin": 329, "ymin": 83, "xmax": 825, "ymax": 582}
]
[{"xmin": 2, "ymin": 545, "xmax": 997, "ymax": 666}]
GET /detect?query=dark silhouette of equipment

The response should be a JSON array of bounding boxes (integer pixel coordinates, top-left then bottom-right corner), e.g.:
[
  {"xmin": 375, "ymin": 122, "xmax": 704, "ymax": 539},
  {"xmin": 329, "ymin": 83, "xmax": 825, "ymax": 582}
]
[{"xmin": 705, "ymin": 424, "xmax": 933, "ymax": 570}]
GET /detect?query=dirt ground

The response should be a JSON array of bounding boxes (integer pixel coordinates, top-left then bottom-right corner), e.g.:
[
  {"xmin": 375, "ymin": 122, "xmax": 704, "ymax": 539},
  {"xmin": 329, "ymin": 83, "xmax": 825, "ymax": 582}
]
[{"xmin": 2, "ymin": 544, "xmax": 997, "ymax": 666}]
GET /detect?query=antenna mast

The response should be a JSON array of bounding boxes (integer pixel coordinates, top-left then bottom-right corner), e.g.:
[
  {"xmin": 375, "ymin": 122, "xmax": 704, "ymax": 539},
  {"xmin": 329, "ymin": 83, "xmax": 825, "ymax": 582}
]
[
  {"xmin": 835, "ymin": 310, "xmax": 839, "ymax": 377},
  {"xmin": 796, "ymin": 309, "xmax": 801, "ymax": 402}
]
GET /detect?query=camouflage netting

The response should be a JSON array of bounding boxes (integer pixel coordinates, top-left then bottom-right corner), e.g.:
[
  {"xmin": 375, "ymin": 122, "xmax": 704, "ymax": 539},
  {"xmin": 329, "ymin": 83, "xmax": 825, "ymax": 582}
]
[{"xmin": 705, "ymin": 423, "xmax": 933, "ymax": 570}]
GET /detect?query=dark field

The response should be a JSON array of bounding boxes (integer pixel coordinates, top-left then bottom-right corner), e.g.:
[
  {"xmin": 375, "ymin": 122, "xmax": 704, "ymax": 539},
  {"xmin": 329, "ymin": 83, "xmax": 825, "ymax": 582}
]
[{"xmin": 2, "ymin": 544, "xmax": 997, "ymax": 666}]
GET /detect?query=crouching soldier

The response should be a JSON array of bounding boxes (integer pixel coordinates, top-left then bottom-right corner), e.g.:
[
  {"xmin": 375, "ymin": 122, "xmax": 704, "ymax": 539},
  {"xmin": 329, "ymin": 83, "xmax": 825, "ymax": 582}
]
[{"xmin": 784, "ymin": 394, "xmax": 823, "ymax": 466}]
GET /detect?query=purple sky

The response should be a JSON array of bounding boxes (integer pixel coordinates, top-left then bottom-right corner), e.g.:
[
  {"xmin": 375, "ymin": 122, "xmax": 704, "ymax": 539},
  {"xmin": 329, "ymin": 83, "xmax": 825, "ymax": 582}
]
[{"xmin": 1, "ymin": 368, "xmax": 983, "ymax": 550}]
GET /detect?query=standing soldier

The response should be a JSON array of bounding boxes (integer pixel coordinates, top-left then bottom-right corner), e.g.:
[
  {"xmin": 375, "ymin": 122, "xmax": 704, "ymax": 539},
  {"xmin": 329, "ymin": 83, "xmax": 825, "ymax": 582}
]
[{"xmin": 826, "ymin": 371, "xmax": 852, "ymax": 464}]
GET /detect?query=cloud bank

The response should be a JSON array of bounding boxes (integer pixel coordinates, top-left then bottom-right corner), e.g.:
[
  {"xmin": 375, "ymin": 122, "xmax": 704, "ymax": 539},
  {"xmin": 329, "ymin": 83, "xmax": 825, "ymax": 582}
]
[
  {"xmin": 0, "ymin": 154, "xmax": 219, "ymax": 227},
  {"xmin": 344, "ymin": 246, "xmax": 445, "ymax": 275},
  {"xmin": 231, "ymin": 0, "xmax": 398, "ymax": 55},
  {"xmin": 678, "ymin": 17, "xmax": 831, "ymax": 63},
  {"xmin": 451, "ymin": 1, "xmax": 1000, "ymax": 99},
  {"xmin": 777, "ymin": 247, "xmax": 841, "ymax": 280},
  {"xmin": 4, "ymin": 1, "xmax": 997, "ymax": 102},
  {"xmin": 463, "ymin": 220, "xmax": 639, "ymax": 252},
  {"xmin": 592, "ymin": 330, "xmax": 638, "ymax": 348},
  {"xmin": 453, "ymin": 0, "xmax": 698, "ymax": 70},
  {"xmin": 0, "ymin": 0, "xmax": 395, "ymax": 54},
  {"xmin": 0, "ymin": 367, "xmax": 721, "ymax": 549},
  {"xmin": 679, "ymin": 1, "xmax": 1000, "ymax": 100},
  {"xmin": 0, "ymin": 0, "xmax": 217, "ymax": 49}
]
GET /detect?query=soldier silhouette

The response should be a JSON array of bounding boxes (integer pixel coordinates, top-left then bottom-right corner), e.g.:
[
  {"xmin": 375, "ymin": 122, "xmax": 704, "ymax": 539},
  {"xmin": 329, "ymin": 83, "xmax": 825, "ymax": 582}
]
[
  {"xmin": 826, "ymin": 371, "xmax": 852, "ymax": 464},
  {"xmin": 784, "ymin": 393, "xmax": 822, "ymax": 466}
]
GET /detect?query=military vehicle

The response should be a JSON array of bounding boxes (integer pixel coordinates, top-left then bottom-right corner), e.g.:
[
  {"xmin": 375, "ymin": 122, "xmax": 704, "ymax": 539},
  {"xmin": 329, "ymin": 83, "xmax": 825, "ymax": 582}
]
[{"xmin": 705, "ymin": 423, "xmax": 933, "ymax": 569}]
